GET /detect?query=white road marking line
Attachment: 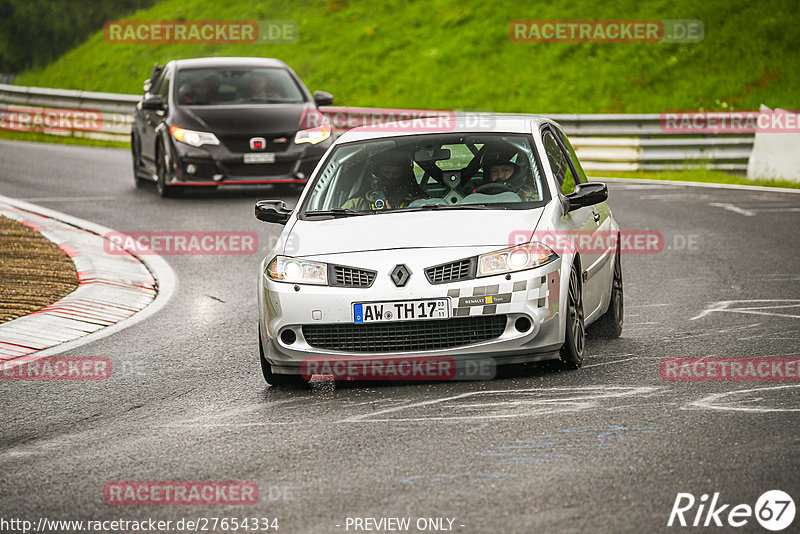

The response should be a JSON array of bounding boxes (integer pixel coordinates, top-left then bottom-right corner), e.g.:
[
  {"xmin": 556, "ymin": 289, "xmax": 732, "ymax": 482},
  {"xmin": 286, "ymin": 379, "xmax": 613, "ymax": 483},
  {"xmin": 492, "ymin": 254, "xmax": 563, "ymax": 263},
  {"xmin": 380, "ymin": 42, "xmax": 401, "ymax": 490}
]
[
  {"xmin": 691, "ymin": 300, "xmax": 800, "ymax": 321},
  {"xmin": 338, "ymin": 386, "xmax": 662, "ymax": 423},
  {"xmin": 738, "ymin": 329, "xmax": 800, "ymax": 341},
  {"xmin": 717, "ymin": 309, "xmax": 800, "ymax": 319},
  {"xmin": 584, "ymin": 356, "xmax": 639, "ymax": 368},
  {"xmin": 593, "ymin": 176, "xmax": 800, "ymax": 194},
  {"xmin": 20, "ymin": 196, "xmax": 119, "ymax": 202},
  {"xmin": 707, "ymin": 202, "xmax": 756, "ymax": 216},
  {"xmin": 627, "ymin": 303, "xmax": 671, "ymax": 308},
  {"xmin": 688, "ymin": 384, "xmax": 800, "ymax": 413},
  {"xmin": 756, "ymin": 207, "xmax": 800, "ymax": 212},
  {"xmin": 639, "ymin": 193, "xmax": 711, "ymax": 200}
]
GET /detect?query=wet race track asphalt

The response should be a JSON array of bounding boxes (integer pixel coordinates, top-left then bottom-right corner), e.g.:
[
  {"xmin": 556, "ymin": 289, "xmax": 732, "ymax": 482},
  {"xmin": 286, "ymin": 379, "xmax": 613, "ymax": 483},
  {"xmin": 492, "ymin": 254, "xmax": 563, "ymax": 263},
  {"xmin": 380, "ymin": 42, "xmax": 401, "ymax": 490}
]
[{"xmin": 1, "ymin": 140, "xmax": 799, "ymax": 533}]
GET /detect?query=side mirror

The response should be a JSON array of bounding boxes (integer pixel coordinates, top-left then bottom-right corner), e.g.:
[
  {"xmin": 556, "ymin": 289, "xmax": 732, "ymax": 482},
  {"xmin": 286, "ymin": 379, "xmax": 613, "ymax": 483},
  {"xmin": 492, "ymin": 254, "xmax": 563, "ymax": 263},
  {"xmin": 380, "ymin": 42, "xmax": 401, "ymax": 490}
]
[
  {"xmin": 255, "ymin": 200, "xmax": 292, "ymax": 225},
  {"xmin": 141, "ymin": 95, "xmax": 165, "ymax": 111},
  {"xmin": 566, "ymin": 182, "xmax": 608, "ymax": 212},
  {"xmin": 313, "ymin": 91, "xmax": 334, "ymax": 106}
]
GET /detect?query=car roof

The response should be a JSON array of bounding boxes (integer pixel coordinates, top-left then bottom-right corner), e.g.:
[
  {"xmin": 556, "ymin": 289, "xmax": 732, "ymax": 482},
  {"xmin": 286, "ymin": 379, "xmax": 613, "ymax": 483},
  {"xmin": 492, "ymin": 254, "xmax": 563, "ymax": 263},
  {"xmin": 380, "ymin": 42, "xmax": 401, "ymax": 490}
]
[
  {"xmin": 335, "ymin": 114, "xmax": 556, "ymax": 143},
  {"xmin": 171, "ymin": 57, "xmax": 290, "ymax": 70}
]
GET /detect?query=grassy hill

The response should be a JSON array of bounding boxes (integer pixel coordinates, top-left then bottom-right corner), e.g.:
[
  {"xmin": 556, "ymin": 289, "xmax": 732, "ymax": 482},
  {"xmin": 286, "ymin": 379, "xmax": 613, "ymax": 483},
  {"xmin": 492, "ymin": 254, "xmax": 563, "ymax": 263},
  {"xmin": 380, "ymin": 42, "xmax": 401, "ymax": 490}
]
[{"xmin": 13, "ymin": 0, "xmax": 800, "ymax": 113}]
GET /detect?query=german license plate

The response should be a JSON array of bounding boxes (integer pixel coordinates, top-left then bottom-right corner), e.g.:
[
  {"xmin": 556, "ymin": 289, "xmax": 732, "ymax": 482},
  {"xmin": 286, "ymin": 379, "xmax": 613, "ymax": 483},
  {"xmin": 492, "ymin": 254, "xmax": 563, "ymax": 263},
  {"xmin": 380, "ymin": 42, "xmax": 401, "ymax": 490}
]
[
  {"xmin": 354, "ymin": 299, "xmax": 450, "ymax": 323},
  {"xmin": 243, "ymin": 153, "xmax": 275, "ymax": 164}
]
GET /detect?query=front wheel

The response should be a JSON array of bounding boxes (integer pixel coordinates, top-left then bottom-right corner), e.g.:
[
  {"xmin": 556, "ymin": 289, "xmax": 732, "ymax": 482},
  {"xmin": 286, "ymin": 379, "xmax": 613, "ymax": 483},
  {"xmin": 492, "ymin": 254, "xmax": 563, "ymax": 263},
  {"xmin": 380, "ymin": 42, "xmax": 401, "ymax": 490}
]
[
  {"xmin": 131, "ymin": 132, "xmax": 145, "ymax": 188},
  {"xmin": 156, "ymin": 142, "xmax": 180, "ymax": 198},
  {"xmin": 259, "ymin": 326, "xmax": 308, "ymax": 388},
  {"xmin": 559, "ymin": 265, "xmax": 585, "ymax": 369}
]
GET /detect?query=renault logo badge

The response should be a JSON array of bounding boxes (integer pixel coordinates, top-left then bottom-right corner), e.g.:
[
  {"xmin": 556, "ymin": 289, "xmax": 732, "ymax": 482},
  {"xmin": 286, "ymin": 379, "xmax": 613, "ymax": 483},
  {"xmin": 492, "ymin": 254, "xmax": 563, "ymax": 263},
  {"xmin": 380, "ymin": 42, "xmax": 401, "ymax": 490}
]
[{"xmin": 390, "ymin": 264, "xmax": 411, "ymax": 287}]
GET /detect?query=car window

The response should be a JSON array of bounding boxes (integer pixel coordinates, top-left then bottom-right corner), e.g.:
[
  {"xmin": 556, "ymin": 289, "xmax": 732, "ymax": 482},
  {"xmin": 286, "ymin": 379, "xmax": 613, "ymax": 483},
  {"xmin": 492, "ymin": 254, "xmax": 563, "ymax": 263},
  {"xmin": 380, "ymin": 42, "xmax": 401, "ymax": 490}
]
[
  {"xmin": 146, "ymin": 73, "xmax": 161, "ymax": 95},
  {"xmin": 157, "ymin": 69, "xmax": 171, "ymax": 100},
  {"xmin": 542, "ymin": 129, "xmax": 578, "ymax": 196},
  {"xmin": 302, "ymin": 133, "xmax": 550, "ymax": 215},
  {"xmin": 554, "ymin": 127, "xmax": 588, "ymax": 184},
  {"xmin": 175, "ymin": 67, "xmax": 305, "ymax": 106}
]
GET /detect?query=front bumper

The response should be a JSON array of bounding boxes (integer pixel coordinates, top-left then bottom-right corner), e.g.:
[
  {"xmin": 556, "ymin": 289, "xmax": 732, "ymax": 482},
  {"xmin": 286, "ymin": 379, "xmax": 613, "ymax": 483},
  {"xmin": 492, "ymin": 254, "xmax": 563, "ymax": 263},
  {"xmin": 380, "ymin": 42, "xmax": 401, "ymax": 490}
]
[
  {"xmin": 169, "ymin": 136, "xmax": 331, "ymax": 185},
  {"xmin": 258, "ymin": 251, "xmax": 564, "ymax": 375}
]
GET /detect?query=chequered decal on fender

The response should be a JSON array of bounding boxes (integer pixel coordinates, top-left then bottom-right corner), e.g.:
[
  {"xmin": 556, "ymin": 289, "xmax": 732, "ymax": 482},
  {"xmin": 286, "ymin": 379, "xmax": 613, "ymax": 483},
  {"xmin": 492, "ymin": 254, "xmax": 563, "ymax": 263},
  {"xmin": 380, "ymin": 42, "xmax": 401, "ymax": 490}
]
[{"xmin": 448, "ymin": 277, "xmax": 549, "ymax": 316}]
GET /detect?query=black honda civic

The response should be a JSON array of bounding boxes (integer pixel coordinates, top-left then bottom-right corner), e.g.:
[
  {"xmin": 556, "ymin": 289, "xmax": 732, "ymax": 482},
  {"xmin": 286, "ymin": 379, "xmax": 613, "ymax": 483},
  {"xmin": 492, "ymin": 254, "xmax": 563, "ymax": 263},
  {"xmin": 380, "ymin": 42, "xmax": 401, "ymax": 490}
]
[{"xmin": 131, "ymin": 57, "xmax": 335, "ymax": 197}]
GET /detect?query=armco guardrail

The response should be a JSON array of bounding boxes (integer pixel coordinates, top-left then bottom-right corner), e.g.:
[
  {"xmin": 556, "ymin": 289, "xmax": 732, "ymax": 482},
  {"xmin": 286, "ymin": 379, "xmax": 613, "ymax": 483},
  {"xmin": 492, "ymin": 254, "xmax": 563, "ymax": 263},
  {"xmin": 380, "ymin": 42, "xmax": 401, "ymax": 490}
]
[{"xmin": 0, "ymin": 83, "xmax": 754, "ymax": 172}]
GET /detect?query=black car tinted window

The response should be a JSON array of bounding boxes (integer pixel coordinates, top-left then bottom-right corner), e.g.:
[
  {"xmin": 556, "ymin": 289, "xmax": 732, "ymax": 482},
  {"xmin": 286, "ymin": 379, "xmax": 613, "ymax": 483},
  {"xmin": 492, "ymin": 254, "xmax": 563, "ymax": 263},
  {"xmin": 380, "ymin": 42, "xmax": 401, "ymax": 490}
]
[
  {"xmin": 157, "ymin": 69, "xmax": 171, "ymax": 100},
  {"xmin": 176, "ymin": 67, "xmax": 305, "ymax": 106}
]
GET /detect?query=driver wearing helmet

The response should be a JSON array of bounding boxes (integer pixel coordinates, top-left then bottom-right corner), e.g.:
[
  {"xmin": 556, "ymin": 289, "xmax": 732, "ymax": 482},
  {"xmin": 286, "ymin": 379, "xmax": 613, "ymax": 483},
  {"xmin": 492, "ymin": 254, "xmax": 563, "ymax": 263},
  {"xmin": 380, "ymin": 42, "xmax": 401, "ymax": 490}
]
[
  {"xmin": 342, "ymin": 149, "xmax": 424, "ymax": 210},
  {"xmin": 477, "ymin": 145, "xmax": 538, "ymax": 201}
]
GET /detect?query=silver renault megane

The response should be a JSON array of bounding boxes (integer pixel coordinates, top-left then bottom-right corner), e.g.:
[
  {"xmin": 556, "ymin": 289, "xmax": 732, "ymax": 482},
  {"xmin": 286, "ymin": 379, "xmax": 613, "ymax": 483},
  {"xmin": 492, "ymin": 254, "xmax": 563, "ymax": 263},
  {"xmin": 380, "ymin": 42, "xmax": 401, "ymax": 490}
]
[{"xmin": 255, "ymin": 115, "xmax": 623, "ymax": 386}]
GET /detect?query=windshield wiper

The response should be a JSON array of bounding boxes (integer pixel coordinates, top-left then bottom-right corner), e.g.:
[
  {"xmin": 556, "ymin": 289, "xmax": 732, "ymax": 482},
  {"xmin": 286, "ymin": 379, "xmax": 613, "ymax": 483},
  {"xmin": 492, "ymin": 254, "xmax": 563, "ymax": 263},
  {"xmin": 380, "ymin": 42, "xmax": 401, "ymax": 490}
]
[
  {"xmin": 393, "ymin": 203, "xmax": 506, "ymax": 213},
  {"xmin": 304, "ymin": 208, "xmax": 372, "ymax": 218}
]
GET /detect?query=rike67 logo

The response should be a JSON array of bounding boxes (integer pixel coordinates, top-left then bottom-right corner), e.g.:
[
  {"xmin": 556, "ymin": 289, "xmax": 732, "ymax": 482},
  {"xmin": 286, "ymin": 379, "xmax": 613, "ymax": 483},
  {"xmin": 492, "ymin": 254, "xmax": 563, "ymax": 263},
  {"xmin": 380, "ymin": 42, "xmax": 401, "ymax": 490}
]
[{"xmin": 668, "ymin": 490, "xmax": 795, "ymax": 531}]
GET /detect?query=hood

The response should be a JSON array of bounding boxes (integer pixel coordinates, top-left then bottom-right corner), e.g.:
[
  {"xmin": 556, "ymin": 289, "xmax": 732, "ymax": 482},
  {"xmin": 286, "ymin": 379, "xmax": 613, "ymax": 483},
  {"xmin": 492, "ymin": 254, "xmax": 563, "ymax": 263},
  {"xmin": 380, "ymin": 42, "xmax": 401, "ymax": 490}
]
[
  {"xmin": 287, "ymin": 208, "xmax": 546, "ymax": 256},
  {"xmin": 176, "ymin": 103, "xmax": 310, "ymax": 135}
]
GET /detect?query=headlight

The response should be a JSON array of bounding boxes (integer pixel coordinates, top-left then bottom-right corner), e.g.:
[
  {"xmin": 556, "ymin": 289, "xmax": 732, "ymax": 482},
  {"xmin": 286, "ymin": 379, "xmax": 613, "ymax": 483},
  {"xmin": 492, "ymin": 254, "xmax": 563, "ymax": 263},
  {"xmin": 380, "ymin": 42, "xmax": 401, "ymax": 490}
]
[
  {"xmin": 169, "ymin": 125, "xmax": 220, "ymax": 147},
  {"xmin": 294, "ymin": 124, "xmax": 332, "ymax": 145},
  {"xmin": 477, "ymin": 242, "xmax": 558, "ymax": 277},
  {"xmin": 266, "ymin": 256, "xmax": 328, "ymax": 285}
]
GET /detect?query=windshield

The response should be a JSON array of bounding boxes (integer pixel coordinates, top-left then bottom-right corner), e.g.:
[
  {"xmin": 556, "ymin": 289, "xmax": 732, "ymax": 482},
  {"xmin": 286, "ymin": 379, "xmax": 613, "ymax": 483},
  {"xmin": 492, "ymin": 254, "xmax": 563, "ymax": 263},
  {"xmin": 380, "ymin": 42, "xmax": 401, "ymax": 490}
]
[
  {"xmin": 302, "ymin": 133, "xmax": 550, "ymax": 216},
  {"xmin": 175, "ymin": 67, "xmax": 305, "ymax": 106}
]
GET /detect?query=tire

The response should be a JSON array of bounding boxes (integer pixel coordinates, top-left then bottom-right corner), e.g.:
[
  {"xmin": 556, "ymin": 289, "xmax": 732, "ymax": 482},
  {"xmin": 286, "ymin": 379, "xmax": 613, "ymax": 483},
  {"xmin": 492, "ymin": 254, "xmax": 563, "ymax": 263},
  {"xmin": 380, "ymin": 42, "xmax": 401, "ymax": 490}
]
[
  {"xmin": 259, "ymin": 326, "xmax": 308, "ymax": 388},
  {"xmin": 131, "ymin": 132, "xmax": 145, "ymax": 189},
  {"xmin": 559, "ymin": 265, "xmax": 585, "ymax": 369},
  {"xmin": 156, "ymin": 141, "xmax": 180, "ymax": 198},
  {"xmin": 594, "ymin": 251, "xmax": 623, "ymax": 339}
]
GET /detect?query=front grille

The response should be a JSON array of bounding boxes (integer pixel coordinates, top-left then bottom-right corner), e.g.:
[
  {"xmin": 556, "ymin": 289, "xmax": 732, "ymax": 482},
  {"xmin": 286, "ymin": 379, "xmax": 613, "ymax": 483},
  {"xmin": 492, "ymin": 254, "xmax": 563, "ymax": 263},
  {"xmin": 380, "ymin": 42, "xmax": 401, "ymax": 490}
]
[
  {"xmin": 218, "ymin": 135, "xmax": 293, "ymax": 153},
  {"xmin": 330, "ymin": 265, "xmax": 376, "ymax": 288},
  {"xmin": 302, "ymin": 315, "xmax": 507, "ymax": 352},
  {"xmin": 223, "ymin": 162, "xmax": 295, "ymax": 177},
  {"xmin": 425, "ymin": 258, "xmax": 476, "ymax": 284}
]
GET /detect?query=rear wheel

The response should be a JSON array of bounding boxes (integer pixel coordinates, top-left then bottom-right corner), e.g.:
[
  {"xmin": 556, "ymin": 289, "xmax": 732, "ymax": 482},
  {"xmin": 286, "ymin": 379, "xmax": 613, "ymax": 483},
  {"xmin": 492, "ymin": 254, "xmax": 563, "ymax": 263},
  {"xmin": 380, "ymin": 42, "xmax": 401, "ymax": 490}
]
[
  {"xmin": 259, "ymin": 326, "xmax": 308, "ymax": 388},
  {"xmin": 559, "ymin": 266, "xmax": 585, "ymax": 369},
  {"xmin": 594, "ymin": 251, "xmax": 623, "ymax": 339}
]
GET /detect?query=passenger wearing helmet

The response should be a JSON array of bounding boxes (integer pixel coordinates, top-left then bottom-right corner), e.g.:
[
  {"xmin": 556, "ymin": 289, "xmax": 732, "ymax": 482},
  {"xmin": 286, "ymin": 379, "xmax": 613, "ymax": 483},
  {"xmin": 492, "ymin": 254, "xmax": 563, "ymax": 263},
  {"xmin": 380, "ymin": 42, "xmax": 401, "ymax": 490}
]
[
  {"xmin": 342, "ymin": 149, "xmax": 424, "ymax": 210},
  {"xmin": 178, "ymin": 75, "xmax": 216, "ymax": 105},
  {"xmin": 477, "ymin": 144, "xmax": 538, "ymax": 201}
]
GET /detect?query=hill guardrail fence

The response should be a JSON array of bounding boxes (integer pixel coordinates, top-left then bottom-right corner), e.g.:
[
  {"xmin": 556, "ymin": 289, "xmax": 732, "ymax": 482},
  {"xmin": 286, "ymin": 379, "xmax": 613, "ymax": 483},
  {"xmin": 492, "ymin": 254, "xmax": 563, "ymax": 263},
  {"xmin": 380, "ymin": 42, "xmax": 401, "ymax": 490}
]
[{"xmin": 0, "ymin": 83, "xmax": 755, "ymax": 173}]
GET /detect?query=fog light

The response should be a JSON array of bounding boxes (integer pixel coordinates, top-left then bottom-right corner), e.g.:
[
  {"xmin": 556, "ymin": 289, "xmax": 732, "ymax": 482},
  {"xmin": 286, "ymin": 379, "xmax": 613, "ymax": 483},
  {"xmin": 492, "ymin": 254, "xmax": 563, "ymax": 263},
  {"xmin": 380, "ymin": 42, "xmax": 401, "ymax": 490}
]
[
  {"xmin": 186, "ymin": 164, "xmax": 197, "ymax": 174},
  {"xmin": 514, "ymin": 316, "xmax": 532, "ymax": 333},
  {"xmin": 280, "ymin": 329, "xmax": 297, "ymax": 345}
]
